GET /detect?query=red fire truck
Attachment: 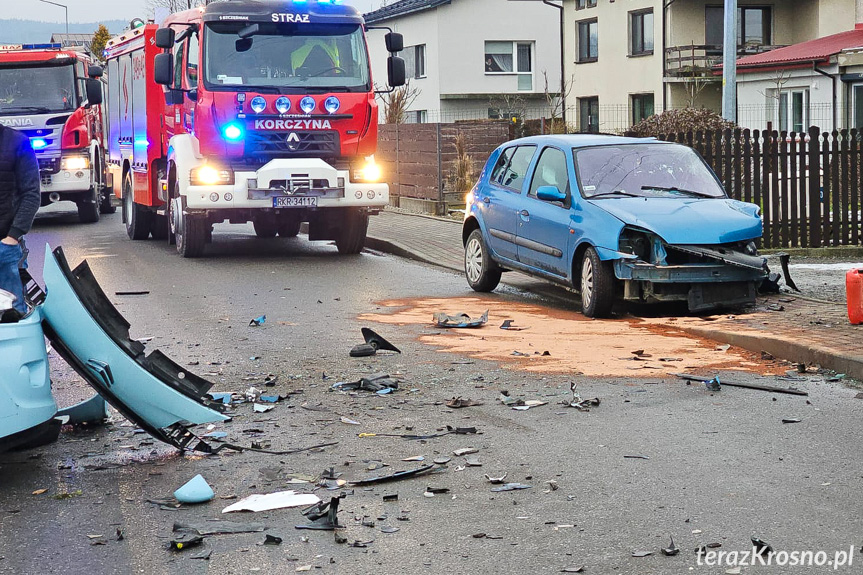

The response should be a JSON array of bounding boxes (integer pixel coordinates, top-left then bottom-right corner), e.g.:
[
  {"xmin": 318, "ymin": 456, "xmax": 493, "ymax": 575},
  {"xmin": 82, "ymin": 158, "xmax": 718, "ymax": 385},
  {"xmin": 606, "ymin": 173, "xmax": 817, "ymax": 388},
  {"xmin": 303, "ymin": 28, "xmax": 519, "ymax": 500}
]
[
  {"xmin": 104, "ymin": 1, "xmax": 405, "ymax": 257},
  {"xmin": 0, "ymin": 43, "xmax": 112, "ymax": 222}
]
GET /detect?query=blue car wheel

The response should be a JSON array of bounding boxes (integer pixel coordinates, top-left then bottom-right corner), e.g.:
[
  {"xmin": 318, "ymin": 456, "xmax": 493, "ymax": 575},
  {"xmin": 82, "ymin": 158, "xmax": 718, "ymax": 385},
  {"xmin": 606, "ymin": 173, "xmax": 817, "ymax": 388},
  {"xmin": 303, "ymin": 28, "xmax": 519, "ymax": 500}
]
[
  {"xmin": 464, "ymin": 229, "xmax": 501, "ymax": 292},
  {"xmin": 580, "ymin": 247, "xmax": 615, "ymax": 318}
]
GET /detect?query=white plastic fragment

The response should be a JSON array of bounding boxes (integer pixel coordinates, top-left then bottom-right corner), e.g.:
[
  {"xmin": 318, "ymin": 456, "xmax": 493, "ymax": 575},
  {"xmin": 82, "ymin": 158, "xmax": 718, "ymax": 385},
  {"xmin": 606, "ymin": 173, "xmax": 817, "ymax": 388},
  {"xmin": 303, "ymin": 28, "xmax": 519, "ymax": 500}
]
[{"xmin": 222, "ymin": 491, "xmax": 320, "ymax": 513}]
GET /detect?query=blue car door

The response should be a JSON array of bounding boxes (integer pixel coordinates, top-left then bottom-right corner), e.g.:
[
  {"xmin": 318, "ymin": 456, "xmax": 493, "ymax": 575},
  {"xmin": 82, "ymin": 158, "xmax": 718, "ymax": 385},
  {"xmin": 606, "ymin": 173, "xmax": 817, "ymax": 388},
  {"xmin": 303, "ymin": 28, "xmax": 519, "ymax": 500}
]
[
  {"xmin": 516, "ymin": 146, "xmax": 574, "ymax": 278},
  {"xmin": 479, "ymin": 145, "xmax": 536, "ymax": 264}
]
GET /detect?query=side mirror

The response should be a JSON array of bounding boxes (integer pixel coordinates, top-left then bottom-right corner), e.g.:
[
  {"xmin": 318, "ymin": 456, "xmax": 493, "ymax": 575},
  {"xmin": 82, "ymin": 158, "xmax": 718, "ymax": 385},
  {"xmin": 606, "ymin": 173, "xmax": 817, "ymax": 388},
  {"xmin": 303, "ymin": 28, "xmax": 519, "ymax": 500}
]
[
  {"xmin": 155, "ymin": 27, "xmax": 175, "ymax": 49},
  {"xmin": 536, "ymin": 185, "xmax": 566, "ymax": 203},
  {"xmin": 154, "ymin": 52, "xmax": 174, "ymax": 86},
  {"xmin": 87, "ymin": 65, "xmax": 103, "ymax": 79},
  {"xmin": 385, "ymin": 32, "xmax": 403, "ymax": 53},
  {"xmin": 387, "ymin": 56, "xmax": 406, "ymax": 88},
  {"xmin": 84, "ymin": 78, "xmax": 103, "ymax": 106}
]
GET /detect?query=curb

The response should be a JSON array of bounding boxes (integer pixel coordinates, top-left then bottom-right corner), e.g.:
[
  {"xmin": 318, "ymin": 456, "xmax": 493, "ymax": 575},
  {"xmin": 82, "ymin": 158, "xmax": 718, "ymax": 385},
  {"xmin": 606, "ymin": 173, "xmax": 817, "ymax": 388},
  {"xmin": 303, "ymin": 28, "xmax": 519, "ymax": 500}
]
[{"xmin": 365, "ymin": 235, "xmax": 463, "ymax": 273}]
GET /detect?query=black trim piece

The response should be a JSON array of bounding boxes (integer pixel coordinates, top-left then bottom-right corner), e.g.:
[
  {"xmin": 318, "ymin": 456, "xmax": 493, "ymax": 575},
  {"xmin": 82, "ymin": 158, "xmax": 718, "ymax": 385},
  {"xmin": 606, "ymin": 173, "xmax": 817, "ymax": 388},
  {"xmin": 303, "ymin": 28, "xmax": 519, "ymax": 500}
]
[
  {"xmin": 488, "ymin": 228, "xmax": 516, "ymax": 243},
  {"xmin": 515, "ymin": 236, "xmax": 563, "ymax": 258}
]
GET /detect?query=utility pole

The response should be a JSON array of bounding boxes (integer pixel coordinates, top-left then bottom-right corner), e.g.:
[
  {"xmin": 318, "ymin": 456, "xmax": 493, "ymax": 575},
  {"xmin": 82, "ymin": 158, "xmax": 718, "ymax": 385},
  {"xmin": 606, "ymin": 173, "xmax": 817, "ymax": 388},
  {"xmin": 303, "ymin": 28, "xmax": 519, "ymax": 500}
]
[
  {"xmin": 38, "ymin": 0, "xmax": 68, "ymax": 35},
  {"xmin": 721, "ymin": 0, "xmax": 737, "ymax": 122}
]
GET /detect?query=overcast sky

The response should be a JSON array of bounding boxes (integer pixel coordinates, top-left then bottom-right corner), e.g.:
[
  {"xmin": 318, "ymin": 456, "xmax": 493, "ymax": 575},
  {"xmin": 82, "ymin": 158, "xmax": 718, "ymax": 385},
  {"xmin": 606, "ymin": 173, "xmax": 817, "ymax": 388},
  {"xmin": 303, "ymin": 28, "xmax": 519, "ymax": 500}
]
[{"xmin": 4, "ymin": 0, "xmax": 381, "ymax": 23}]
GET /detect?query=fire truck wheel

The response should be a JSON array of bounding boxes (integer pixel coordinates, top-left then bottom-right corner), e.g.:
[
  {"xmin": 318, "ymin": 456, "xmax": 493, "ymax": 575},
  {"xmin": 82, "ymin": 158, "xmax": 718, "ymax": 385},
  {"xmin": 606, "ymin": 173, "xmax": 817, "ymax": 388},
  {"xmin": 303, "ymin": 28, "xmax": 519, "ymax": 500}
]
[
  {"xmin": 253, "ymin": 218, "xmax": 278, "ymax": 238},
  {"xmin": 77, "ymin": 187, "xmax": 100, "ymax": 224},
  {"xmin": 97, "ymin": 159, "xmax": 116, "ymax": 214},
  {"xmin": 335, "ymin": 209, "xmax": 368, "ymax": 255},
  {"xmin": 123, "ymin": 173, "xmax": 152, "ymax": 240},
  {"xmin": 277, "ymin": 217, "xmax": 301, "ymax": 238},
  {"xmin": 150, "ymin": 214, "xmax": 169, "ymax": 241},
  {"xmin": 174, "ymin": 212, "xmax": 210, "ymax": 258}
]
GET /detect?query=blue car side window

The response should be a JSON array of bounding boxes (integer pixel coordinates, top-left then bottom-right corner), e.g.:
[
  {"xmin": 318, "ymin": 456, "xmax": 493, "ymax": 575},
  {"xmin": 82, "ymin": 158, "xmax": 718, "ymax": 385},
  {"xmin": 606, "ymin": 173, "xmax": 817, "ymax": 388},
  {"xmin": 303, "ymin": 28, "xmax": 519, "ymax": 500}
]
[
  {"xmin": 499, "ymin": 145, "xmax": 536, "ymax": 192},
  {"xmin": 528, "ymin": 147, "xmax": 570, "ymax": 202},
  {"xmin": 490, "ymin": 147, "xmax": 514, "ymax": 184}
]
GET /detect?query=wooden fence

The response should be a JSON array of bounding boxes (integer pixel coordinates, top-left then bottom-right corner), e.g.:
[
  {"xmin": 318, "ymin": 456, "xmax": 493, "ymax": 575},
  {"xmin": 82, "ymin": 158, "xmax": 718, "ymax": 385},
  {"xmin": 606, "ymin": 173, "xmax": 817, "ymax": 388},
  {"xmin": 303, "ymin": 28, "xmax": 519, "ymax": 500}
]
[{"xmin": 652, "ymin": 126, "xmax": 863, "ymax": 249}]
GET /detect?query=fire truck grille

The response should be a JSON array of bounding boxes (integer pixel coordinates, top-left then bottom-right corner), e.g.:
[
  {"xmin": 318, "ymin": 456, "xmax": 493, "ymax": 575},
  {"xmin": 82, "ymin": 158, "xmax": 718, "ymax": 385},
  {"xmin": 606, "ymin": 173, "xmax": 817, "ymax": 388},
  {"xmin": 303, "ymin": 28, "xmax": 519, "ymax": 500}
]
[
  {"xmin": 245, "ymin": 131, "xmax": 339, "ymax": 157},
  {"xmin": 38, "ymin": 157, "xmax": 60, "ymax": 174}
]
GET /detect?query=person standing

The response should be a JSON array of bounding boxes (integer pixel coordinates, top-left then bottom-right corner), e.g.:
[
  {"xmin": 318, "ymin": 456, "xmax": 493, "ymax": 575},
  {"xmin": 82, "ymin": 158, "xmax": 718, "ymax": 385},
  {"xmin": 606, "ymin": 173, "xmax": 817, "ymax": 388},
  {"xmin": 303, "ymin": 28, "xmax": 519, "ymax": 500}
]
[{"xmin": 0, "ymin": 123, "xmax": 40, "ymax": 315}]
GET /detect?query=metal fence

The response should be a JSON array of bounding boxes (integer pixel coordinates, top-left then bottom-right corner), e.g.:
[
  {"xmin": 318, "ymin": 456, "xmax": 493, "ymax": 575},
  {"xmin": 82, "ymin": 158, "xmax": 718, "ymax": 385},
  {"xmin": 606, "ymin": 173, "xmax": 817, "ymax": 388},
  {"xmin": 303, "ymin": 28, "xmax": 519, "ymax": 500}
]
[{"xmin": 650, "ymin": 127, "xmax": 863, "ymax": 248}]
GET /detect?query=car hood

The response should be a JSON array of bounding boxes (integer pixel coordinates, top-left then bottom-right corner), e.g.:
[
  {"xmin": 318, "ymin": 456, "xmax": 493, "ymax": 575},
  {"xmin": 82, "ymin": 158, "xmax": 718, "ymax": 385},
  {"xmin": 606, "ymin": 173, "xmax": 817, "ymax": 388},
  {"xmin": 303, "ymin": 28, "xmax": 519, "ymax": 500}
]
[{"xmin": 589, "ymin": 197, "xmax": 762, "ymax": 244}]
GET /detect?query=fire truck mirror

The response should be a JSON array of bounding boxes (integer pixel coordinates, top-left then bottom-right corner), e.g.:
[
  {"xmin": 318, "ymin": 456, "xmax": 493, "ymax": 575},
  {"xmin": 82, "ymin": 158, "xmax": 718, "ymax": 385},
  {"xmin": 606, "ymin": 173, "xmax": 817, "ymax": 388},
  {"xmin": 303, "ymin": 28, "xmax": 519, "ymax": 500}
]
[
  {"xmin": 154, "ymin": 53, "xmax": 174, "ymax": 86},
  {"xmin": 238, "ymin": 23, "xmax": 260, "ymax": 39},
  {"xmin": 84, "ymin": 79, "xmax": 103, "ymax": 107},
  {"xmin": 155, "ymin": 27, "xmax": 175, "ymax": 49},
  {"xmin": 87, "ymin": 65, "xmax": 103, "ymax": 79},
  {"xmin": 384, "ymin": 32, "xmax": 404, "ymax": 53},
  {"xmin": 387, "ymin": 56, "xmax": 406, "ymax": 88}
]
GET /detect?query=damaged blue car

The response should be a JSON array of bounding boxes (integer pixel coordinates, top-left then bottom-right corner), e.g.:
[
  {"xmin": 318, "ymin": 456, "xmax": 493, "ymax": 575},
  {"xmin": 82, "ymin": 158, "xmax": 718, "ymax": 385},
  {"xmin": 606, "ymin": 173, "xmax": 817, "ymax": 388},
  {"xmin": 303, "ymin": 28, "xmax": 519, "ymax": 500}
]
[
  {"xmin": 462, "ymin": 135, "xmax": 767, "ymax": 317},
  {"xmin": 0, "ymin": 245, "xmax": 228, "ymax": 452}
]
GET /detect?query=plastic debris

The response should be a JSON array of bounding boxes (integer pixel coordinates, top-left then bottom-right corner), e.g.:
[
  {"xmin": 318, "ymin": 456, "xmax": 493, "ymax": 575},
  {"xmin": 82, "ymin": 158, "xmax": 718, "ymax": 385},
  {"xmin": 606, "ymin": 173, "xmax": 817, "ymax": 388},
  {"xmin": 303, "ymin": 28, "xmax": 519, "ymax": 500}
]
[
  {"xmin": 751, "ymin": 536, "xmax": 773, "ymax": 556},
  {"xmin": 512, "ymin": 400, "xmax": 547, "ymax": 411},
  {"xmin": 263, "ymin": 534, "xmax": 282, "ymax": 545},
  {"xmin": 350, "ymin": 327, "xmax": 402, "ymax": 357},
  {"xmin": 296, "ymin": 494, "xmax": 345, "ymax": 530},
  {"xmin": 170, "ymin": 531, "xmax": 203, "ymax": 551},
  {"xmin": 351, "ymin": 464, "xmax": 437, "ymax": 486},
  {"xmin": 249, "ymin": 315, "xmax": 266, "ymax": 326},
  {"xmin": 253, "ymin": 403, "xmax": 274, "ymax": 413},
  {"xmin": 434, "ymin": 457, "xmax": 451, "ymax": 464},
  {"xmin": 624, "ymin": 455, "xmax": 650, "ymax": 460},
  {"xmin": 500, "ymin": 319, "xmax": 526, "ymax": 330},
  {"xmin": 380, "ymin": 526, "xmax": 399, "ymax": 534},
  {"xmin": 115, "ymin": 290, "xmax": 149, "ymax": 296},
  {"xmin": 433, "ymin": 309, "xmax": 488, "ymax": 328},
  {"xmin": 561, "ymin": 383, "xmax": 601, "ymax": 411},
  {"xmin": 340, "ymin": 416, "xmax": 361, "ymax": 425},
  {"xmin": 174, "ymin": 474, "xmax": 215, "ymax": 504},
  {"xmin": 561, "ymin": 566, "xmax": 585, "ymax": 573},
  {"xmin": 402, "ymin": 455, "xmax": 425, "ymax": 462},
  {"xmin": 332, "ymin": 373, "xmax": 400, "ymax": 393},
  {"xmin": 453, "ymin": 448, "xmax": 478, "ymax": 456},
  {"xmin": 705, "ymin": 376, "xmax": 722, "ymax": 392},
  {"xmin": 675, "ymin": 373, "xmax": 808, "ymax": 396},
  {"xmin": 446, "ymin": 396, "xmax": 483, "ymax": 408},
  {"xmin": 662, "ymin": 536, "xmax": 680, "ymax": 556},
  {"xmin": 464, "ymin": 456, "xmax": 482, "ymax": 467},
  {"xmin": 222, "ymin": 491, "xmax": 321, "ymax": 513},
  {"xmin": 358, "ymin": 426, "xmax": 477, "ymax": 441},
  {"xmin": 174, "ymin": 521, "xmax": 265, "ymax": 535},
  {"xmin": 490, "ymin": 483, "xmax": 532, "ymax": 492},
  {"xmin": 484, "ymin": 473, "xmax": 507, "ymax": 484},
  {"xmin": 631, "ymin": 550, "xmax": 653, "ymax": 557},
  {"xmin": 782, "ymin": 418, "xmax": 802, "ymax": 424}
]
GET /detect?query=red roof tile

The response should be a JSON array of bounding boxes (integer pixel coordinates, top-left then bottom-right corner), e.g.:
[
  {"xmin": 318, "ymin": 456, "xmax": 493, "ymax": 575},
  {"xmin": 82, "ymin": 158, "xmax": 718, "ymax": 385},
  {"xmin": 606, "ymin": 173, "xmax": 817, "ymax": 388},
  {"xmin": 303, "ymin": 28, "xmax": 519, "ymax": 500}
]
[{"xmin": 736, "ymin": 24, "xmax": 863, "ymax": 70}]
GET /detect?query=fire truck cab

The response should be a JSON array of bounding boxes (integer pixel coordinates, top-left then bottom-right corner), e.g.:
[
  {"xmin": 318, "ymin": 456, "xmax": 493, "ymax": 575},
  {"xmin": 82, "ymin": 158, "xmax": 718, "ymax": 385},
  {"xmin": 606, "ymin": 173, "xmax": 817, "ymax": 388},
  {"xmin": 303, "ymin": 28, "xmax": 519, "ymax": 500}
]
[
  {"xmin": 105, "ymin": 1, "xmax": 405, "ymax": 257},
  {"xmin": 0, "ymin": 43, "xmax": 113, "ymax": 223}
]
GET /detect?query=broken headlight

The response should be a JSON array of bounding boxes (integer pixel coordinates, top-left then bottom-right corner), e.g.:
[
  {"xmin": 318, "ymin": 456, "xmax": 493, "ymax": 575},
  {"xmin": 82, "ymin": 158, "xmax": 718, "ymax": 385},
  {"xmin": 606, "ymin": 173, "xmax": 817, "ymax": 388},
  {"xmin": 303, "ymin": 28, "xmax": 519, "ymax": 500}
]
[{"xmin": 618, "ymin": 227, "xmax": 653, "ymax": 261}]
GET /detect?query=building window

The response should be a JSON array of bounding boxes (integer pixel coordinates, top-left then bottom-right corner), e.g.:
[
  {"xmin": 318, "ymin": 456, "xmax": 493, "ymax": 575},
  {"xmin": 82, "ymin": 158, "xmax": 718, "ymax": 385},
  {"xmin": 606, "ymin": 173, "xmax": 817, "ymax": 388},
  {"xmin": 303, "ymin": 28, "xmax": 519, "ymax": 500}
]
[
  {"xmin": 629, "ymin": 9, "xmax": 653, "ymax": 56},
  {"xmin": 577, "ymin": 19, "xmax": 598, "ymax": 62},
  {"xmin": 853, "ymin": 84, "xmax": 863, "ymax": 131},
  {"xmin": 414, "ymin": 110, "xmax": 427, "ymax": 124},
  {"xmin": 579, "ymin": 96, "xmax": 599, "ymax": 133},
  {"xmin": 403, "ymin": 44, "xmax": 426, "ymax": 79},
  {"xmin": 576, "ymin": 0, "xmax": 596, "ymax": 8},
  {"xmin": 485, "ymin": 41, "xmax": 533, "ymax": 90},
  {"xmin": 776, "ymin": 89, "xmax": 809, "ymax": 133},
  {"xmin": 706, "ymin": 6, "xmax": 771, "ymax": 51},
  {"xmin": 631, "ymin": 93, "xmax": 654, "ymax": 125}
]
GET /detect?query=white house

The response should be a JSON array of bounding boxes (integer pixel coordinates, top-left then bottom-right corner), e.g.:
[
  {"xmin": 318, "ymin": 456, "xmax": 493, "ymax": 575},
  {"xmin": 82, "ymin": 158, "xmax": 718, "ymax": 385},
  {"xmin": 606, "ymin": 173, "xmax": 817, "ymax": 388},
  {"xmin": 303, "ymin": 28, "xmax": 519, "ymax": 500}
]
[
  {"xmin": 736, "ymin": 22, "xmax": 863, "ymax": 132},
  {"xmin": 364, "ymin": 0, "xmax": 562, "ymax": 123}
]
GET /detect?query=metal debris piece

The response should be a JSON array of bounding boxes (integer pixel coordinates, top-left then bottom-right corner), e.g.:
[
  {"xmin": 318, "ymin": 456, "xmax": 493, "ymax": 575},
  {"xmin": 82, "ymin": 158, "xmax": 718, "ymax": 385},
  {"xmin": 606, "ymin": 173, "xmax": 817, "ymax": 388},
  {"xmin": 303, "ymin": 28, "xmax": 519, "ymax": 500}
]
[
  {"xmin": 631, "ymin": 550, "xmax": 653, "ymax": 558},
  {"xmin": 674, "ymin": 373, "xmax": 808, "ymax": 396},
  {"xmin": 624, "ymin": 455, "xmax": 649, "ymax": 460},
  {"xmin": 382, "ymin": 494, "xmax": 398, "ymax": 502},
  {"xmin": 249, "ymin": 315, "xmax": 266, "ymax": 327},
  {"xmin": 490, "ymin": 483, "xmax": 532, "ymax": 492},
  {"xmin": 453, "ymin": 448, "xmax": 478, "ymax": 456},
  {"xmin": 777, "ymin": 252, "xmax": 799, "ymax": 291},
  {"xmin": 446, "ymin": 397, "xmax": 483, "ymax": 408},
  {"xmin": 425, "ymin": 486, "xmax": 450, "ymax": 494},
  {"xmin": 295, "ymin": 494, "xmax": 346, "ymax": 531},
  {"xmin": 115, "ymin": 290, "xmax": 150, "ymax": 296},
  {"xmin": 500, "ymin": 319, "xmax": 526, "ymax": 330},
  {"xmin": 561, "ymin": 567, "xmax": 585, "ymax": 573},
  {"xmin": 350, "ymin": 328, "xmax": 402, "ymax": 357},
  {"xmin": 782, "ymin": 418, "xmax": 802, "ymax": 424},
  {"xmin": 350, "ymin": 464, "xmax": 437, "ymax": 486},
  {"xmin": 433, "ymin": 310, "xmax": 489, "ymax": 328},
  {"xmin": 562, "ymin": 383, "xmax": 601, "ymax": 411},
  {"xmin": 662, "ymin": 536, "xmax": 680, "ymax": 556},
  {"xmin": 484, "ymin": 473, "xmax": 508, "ymax": 484}
]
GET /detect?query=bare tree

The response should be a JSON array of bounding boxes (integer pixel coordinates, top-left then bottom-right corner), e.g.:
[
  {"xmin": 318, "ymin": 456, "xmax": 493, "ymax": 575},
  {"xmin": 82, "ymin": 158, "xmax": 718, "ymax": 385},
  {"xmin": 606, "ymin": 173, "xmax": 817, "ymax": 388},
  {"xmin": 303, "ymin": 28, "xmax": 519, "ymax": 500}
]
[
  {"xmin": 542, "ymin": 70, "xmax": 573, "ymax": 134},
  {"xmin": 758, "ymin": 69, "xmax": 791, "ymax": 127},
  {"xmin": 376, "ymin": 81, "xmax": 421, "ymax": 124},
  {"xmin": 682, "ymin": 75, "xmax": 710, "ymax": 108}
]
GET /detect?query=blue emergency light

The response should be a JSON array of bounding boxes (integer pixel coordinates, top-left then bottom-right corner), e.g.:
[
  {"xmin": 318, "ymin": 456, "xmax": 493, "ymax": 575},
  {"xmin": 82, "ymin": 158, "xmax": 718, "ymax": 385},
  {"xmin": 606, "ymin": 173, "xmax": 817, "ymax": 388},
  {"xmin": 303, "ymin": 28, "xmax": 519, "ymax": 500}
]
[
  {"xmin": 30, "ymin": 138, "xmax": 48, "ymax": 150},
  {"xmin": 21, "ymin": 43, "xmax": 63, "ymax": 50},
  {"xmin": 222, "ymin": 123, "xmax": 244, "ymax": 142}
]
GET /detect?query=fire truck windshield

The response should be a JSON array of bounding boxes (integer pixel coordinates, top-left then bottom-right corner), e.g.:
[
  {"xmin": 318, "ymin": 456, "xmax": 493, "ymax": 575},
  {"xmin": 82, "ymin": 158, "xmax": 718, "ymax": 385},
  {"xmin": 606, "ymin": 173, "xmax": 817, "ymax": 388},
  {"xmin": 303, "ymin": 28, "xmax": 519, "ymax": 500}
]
[
  {"xmin": 204, "ymin": 22, "xmax": 370, "ymax": 92},
  {"xmin": 0, "ymin": 63, "xmax": 77, "ymax": 115}
]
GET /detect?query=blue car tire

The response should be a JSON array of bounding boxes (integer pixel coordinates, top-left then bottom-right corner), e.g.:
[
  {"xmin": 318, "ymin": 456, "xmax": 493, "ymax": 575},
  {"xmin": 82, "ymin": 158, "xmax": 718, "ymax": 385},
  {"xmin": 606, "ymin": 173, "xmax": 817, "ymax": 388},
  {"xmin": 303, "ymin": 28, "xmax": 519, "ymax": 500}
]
[
  {"xmin": 580, "ymin": 247, "xmax": 615, "ymax": 318},
  {"xmin": 465, "ymin": 228, "xmax": 501, "ymax": 292}
]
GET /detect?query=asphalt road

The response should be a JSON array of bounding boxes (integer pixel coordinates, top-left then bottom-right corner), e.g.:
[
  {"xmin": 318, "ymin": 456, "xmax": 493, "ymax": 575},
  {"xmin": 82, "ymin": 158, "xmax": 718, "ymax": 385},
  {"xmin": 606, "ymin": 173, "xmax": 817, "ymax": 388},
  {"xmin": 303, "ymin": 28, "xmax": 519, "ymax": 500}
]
[{"xmin": 1, "ymin": 203, "xmax": 862, "ymax": 575}]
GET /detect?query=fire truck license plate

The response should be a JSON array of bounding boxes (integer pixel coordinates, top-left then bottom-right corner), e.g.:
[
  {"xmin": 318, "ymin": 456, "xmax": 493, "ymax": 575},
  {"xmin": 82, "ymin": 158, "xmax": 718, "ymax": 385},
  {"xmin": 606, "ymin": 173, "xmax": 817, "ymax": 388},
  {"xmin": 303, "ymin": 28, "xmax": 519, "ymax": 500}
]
[{"xmin": 273, "ymin": 196, "xmax": 317, "ymax": 208}]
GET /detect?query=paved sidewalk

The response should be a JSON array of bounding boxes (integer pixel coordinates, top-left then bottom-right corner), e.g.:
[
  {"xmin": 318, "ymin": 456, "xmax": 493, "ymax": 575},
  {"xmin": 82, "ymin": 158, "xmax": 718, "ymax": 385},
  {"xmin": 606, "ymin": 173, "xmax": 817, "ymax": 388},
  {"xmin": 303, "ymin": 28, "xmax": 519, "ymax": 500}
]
[{"xmin": 367, "ymin": 209, "xmax": 863, "ymax": 381}]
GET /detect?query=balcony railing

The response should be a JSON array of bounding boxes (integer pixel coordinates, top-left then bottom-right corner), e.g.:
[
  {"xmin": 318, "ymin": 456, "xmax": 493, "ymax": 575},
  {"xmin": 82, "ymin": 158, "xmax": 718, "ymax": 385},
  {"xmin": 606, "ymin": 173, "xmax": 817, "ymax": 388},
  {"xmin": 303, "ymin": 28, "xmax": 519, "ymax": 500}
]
[{"xmin": 665, "ymin": 43, "xmax": 786, "ymax": 78}]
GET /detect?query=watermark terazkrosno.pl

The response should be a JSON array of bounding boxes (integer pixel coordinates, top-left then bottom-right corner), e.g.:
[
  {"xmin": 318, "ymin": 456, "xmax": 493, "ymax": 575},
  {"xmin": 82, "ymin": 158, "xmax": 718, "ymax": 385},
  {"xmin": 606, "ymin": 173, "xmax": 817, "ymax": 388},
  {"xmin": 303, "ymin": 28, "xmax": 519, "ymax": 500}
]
[{"xmin": 696, "ymin": 546, "xmax": 855, "ymax": 570}]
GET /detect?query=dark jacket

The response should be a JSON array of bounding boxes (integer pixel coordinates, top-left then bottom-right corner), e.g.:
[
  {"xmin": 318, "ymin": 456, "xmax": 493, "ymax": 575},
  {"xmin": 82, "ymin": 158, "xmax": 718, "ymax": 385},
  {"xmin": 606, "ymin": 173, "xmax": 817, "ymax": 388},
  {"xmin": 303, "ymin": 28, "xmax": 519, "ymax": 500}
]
[{"xmin": 0, "ymin": 124, "xmax": 40, "ymax": 240}]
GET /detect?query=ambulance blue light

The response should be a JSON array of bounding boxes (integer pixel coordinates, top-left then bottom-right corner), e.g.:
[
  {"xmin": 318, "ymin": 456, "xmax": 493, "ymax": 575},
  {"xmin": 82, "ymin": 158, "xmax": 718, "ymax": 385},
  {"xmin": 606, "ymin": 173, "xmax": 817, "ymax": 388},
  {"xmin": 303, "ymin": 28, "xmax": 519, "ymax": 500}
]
[
  {"xmin": 222, "ymin": 123, "xmax": 244, "ymax": 142},
  {"xmin": 30, "ymin": 138, "xmax": 48, "ymax": 150}
]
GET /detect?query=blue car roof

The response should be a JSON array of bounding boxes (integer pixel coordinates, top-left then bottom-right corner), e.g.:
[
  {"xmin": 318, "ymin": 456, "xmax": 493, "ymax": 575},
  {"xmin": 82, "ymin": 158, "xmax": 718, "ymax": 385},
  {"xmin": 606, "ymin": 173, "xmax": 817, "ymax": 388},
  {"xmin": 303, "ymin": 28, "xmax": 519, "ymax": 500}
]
[{"xmin": 506, "ymin": 134, "xmax": 666, "ymax": 149}]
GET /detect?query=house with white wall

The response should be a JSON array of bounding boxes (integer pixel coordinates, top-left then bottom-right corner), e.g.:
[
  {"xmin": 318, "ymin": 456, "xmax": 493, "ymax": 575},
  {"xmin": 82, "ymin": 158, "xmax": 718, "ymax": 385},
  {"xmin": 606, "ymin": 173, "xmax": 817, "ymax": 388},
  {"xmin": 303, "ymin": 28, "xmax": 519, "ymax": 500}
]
[
  {"xmin": 735, "ymin": 22, "xmax": 863, "ymax": 133},
  {"xmin": 364, "ymin": 0, "xmax": 561, "ymax": 123},
  {"xmin": 561, "ymin": 0, "xmax": 856, "ymax": 133}
]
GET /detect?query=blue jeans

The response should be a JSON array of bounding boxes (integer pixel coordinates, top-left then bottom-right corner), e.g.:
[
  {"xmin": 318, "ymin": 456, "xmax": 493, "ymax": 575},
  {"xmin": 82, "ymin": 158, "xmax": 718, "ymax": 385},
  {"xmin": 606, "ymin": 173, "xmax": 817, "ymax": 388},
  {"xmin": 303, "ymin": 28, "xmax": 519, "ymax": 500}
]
[{"xmin": 0, "ymin": 241, "xmax": 26, "ymax": 313}]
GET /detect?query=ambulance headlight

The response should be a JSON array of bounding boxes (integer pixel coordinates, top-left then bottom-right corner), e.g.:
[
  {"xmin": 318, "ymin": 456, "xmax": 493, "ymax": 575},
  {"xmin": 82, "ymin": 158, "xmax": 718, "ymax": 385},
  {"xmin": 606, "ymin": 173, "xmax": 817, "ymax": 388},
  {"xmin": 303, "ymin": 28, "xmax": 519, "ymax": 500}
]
[
  {"xmin": 191, "ymin": 165, "xmax": 234, "ymax": 185},
  {"xmin": 274, "ymin": 96, "xmax": 291, "ymax": 114},
  {"xmin": 324, "ymin": 96, "xmax": 340, "ymax": 114},
  {"xmin": 250, "ymin": 96, "xmax": 267, "ymax": 113},
  {"xmin": 299, "ymin": 96, "xmax": 315, "ymax": 114}
]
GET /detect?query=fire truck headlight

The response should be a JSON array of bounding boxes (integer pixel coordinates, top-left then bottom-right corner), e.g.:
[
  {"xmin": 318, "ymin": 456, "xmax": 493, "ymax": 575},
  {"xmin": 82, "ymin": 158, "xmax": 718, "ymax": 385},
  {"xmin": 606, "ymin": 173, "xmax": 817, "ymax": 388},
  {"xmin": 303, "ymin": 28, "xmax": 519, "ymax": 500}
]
[
  {"xmin": 324, "ymin": 96, "xmax": 340, "ymax": 114},
  {"xmin": 31, "ymin": 138, "xmax": 48, "ymax": 150},
  {"xmin": 61, "ymin": 155, "xmax": 90, "ymax": 170},
  {"xmin": 250, "ymin": 96, "xmax": 267, "ymax": 113},
  {"xmin": 191, "ymin": 165, "xmax": 234, "ymax": 186},
  {"xmin": 275, "ymin": 97, "xmax": 291, "ymax": 114},
  {"xmin": 361, "ymin": 160, "xmax": 381, "ymax": 182},
  {"xmin": 222, "ymin": 123, "xmax": 244, "ymax": 142},
  {"xmin": 299, "ymin": 96, "xmax": 315, "ymax": 114}
]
